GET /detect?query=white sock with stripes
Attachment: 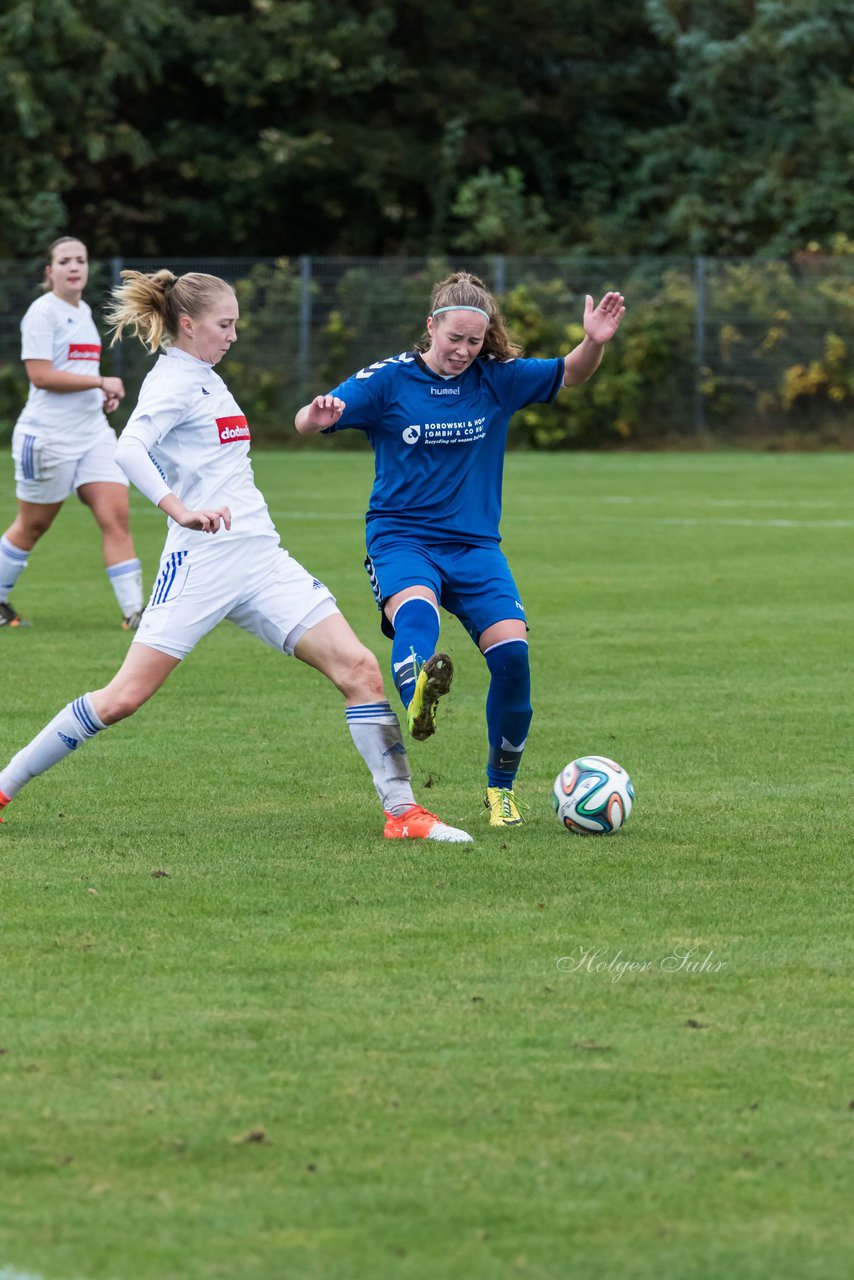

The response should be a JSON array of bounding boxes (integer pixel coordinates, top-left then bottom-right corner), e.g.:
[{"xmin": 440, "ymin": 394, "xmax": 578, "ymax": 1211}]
[
  {"xmin": 106, "ymin": 558, "xmax": 144, "ymax": 616},
  {"xmin": 345, "ymin": 701, "xmax": 416, "ymax": 815},
  {"xmin": 0, "ymin": 694, "xmax": 107, "ymax": 799},
  {"xmin": 0, "ymin": 534, "xmax": 29, "ymax": 602}
]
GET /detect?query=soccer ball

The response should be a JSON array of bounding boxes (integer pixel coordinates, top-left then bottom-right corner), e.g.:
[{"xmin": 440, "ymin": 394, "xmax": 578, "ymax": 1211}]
[{"xmin": 553, "ymin": 755, "xmax": 635, "ymax": 835}]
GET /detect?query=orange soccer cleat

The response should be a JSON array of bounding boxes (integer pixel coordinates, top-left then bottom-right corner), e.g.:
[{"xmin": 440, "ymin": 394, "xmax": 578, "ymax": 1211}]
[{"xmin": 383, "ymin": 804, "xmax": 472, "ymax": 843}]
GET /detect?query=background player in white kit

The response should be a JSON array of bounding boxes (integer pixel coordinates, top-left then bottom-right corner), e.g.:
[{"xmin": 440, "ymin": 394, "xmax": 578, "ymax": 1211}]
[
  {"xmin": 0, "ymin": 236, "xmax": 145, "ymax": 630},
  {"xmin": 0, "ymin": 269, "xmax": 471, "ymax": 843}
]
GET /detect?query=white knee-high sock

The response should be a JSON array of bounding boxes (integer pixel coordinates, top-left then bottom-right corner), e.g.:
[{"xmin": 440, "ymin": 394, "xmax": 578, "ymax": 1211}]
[
  {"xmin": 0, "ymin": 694, "xmax": 107, "ymax": 799},
  {"xmin": 0, "ymin": 534, "xmax": 29, "ymax": 602},
  {"xmin": 345, "ymin": 701, "xmax": 416, "ymax": 815},
  {"xmin": 106, "ymin": 558, "xmax": 144, "ymax": 616}
]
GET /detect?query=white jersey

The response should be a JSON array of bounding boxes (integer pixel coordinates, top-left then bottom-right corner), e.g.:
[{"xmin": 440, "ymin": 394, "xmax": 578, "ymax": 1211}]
[
  {"xmin": 15, "ymin": 292, "xmax": 108, "ymax": 454},
  {"xmin": 116, "ymin": 347, "xmax": 278, "ymax": 551}
]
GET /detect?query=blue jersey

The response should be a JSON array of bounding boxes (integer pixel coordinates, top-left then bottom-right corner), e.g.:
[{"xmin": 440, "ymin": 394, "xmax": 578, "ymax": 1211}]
[{"xmin": 327, "ymin": 350, "xmax": 564, "ymax": 546}]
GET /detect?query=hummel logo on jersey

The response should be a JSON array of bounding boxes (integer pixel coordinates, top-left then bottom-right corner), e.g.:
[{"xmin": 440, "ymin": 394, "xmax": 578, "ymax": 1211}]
[
  {"xmin": 402, "ymin": 425, "xmax": 421, "ymax": 444},
  {"xmin": 58, "ymin": 732, "xmax": 79, "ymax": 751},
  {"xmin": 216, "ymin": 414, "xmax": 251, "ymax": 444},
  {"xmin": 312, "ymin": 579, "xmax": 324, "ymax": 589},
  {"xmin": 430, "ymin": 385, "xmax": 460, "ymax": 396},
  {"xmin": 201, "ymin": 387, "xmax": 210, "ymax": 396}
]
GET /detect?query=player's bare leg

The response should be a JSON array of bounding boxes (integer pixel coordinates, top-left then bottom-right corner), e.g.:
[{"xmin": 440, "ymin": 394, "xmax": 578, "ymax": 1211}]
[
  {"xmin": 0, "ymin": 499, "xmax": 64, "ymax": 626},
  {"xmin": 77, "ymin": 481, "xmax": 145, "ymax": 629}
]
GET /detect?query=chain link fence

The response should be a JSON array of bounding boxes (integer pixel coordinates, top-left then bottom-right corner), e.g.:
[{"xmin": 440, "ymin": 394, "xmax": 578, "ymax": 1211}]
[{"xmin": 1, "ymin": 255, "xmax": 851, "ymax": 446}]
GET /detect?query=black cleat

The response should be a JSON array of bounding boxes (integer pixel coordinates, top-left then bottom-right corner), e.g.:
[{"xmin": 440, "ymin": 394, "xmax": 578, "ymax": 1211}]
[{"xmin": 0, "ymin": 601, "xmax": 28, "ymax": 628}]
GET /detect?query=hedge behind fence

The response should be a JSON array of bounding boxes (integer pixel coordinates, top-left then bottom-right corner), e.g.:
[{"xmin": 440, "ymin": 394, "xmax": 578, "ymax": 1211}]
[{"xmin": 1, "ymin": 246, "xmax": 851, "ymax": 448}]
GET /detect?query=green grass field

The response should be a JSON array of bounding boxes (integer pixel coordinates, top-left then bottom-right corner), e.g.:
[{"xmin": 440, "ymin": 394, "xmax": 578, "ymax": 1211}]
[{"xmin": 1, "ymin": 449, "xmax": 852, "ymax": 1280}]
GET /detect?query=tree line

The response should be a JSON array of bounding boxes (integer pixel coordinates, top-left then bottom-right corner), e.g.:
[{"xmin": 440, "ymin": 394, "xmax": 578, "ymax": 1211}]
[{"xmin": 1, "ymin": 0, "xmax": 852, "ymax": 260}]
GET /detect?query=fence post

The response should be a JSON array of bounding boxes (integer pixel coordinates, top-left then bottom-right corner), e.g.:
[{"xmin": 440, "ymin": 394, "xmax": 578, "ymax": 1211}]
[
  {"xmin": 693, "ymin": 255, "xmax": 706, "ymax": 434},
  {"xmin": 299, "ymin": 255, "xmax": 312, "ymax": 389},
  {"xmin": 493, "ymin": 254, "xmax": 506, "ymax": 296},
  {"xmin": 110, "ymin": 256, "xmax": 124, "ymax": 376}
]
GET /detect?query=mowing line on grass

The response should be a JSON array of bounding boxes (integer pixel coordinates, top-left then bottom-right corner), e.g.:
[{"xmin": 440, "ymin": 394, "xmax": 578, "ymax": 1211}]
[
  {"xmin": 0, "ymin": 1269, "xmax": 75, "ymax": 1280},
  {"xmin": 121, "ymin": 504, "xmax": 854, "ymax": 531}
]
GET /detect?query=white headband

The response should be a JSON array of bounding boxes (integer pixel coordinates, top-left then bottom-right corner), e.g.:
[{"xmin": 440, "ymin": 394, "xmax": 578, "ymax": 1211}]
[{"xmin": 431, "ymin": 305, "xmax": 490, "ymax": 321}]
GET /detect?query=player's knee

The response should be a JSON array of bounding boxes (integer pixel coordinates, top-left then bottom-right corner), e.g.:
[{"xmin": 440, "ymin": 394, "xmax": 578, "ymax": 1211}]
[
  {"xmin": 96, "ymin": 511, "xmax": 129, "ymax": 538},
  {"xmin": 96, "ymin": 682, "xmax": 148, "ymax": 724},
  {"xmin": 484, "ymin": 638, "xmax": 530, "ymax": 683},
  {"xmin": 16, "ymin": 513, "xmax": 52, "ymax": 543},
  {"xmin": 339, "ymin": 645, "xmax": 385, "ymax": 702}
]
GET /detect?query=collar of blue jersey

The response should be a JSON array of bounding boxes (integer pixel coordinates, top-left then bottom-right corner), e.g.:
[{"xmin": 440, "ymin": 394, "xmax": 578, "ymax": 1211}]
[{"xmin": 413, "ymin": 349, "xmax": 473, "ymax": 381}]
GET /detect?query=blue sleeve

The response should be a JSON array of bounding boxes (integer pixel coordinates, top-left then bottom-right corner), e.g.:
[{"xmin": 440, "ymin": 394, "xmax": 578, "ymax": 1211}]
[
  {"xmin": 488, "ymin": 356, "xmax": 565, "ymax": 415},
  {"xmin": 322, "ymin": 370, "xmax": 381, "ymax": 434}
]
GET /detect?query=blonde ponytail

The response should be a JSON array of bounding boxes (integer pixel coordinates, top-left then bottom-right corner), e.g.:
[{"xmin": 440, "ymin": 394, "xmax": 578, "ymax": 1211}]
[{"xmin": 106, "ymin": 270, "xmax": 235, "ymax": 352}]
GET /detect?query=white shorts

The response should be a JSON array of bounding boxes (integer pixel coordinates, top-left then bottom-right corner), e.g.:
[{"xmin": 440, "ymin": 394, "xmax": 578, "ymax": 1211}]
[
  {"xmin": 132, "ymin": 536, "xmax": 340, "ymax": 660},
  {"xmin": 12, "ymin": 423, "xmax": 128, "ymax": 504}
]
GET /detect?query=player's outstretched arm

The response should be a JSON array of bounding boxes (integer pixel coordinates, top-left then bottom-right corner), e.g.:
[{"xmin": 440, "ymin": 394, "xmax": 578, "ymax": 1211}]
[
  {"xmin": 295, "ymin": 395, "xmax": 346, "ymax": 435},
  {"xmin": 563, "ymin": 292, "xmax": 626, "ymax": 387}
]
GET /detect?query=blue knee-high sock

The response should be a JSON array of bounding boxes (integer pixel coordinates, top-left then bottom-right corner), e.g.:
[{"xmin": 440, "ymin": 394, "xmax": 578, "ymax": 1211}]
[
  {"xmin": 390, "ymin": 597, "xmax": 441, "ymax": 710},
  {"xmin": 484, "ymin": 639, "xmax": 532, "ymax": 787}
]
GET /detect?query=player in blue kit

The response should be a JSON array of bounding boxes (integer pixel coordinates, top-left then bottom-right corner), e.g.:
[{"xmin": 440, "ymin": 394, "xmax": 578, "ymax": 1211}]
[{"xmin": 295, "ymin": 270, "xmax": 626, "ymax": 827}]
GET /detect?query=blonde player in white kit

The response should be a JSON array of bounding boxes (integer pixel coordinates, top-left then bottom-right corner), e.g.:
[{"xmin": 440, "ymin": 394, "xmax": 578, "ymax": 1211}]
[
  {"xmin": 0, "ymin": 269, "xmax": 472, "ymax": 843},
  {"xmin": 0, "ymin": 236, "xmax": 144, "ymax": 629}
]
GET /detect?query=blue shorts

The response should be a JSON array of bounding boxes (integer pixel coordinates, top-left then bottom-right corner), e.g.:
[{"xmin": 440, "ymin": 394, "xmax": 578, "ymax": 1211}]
[{"xmin": 364, "ymin": 536, "xmax": 527, "ymax": 643}]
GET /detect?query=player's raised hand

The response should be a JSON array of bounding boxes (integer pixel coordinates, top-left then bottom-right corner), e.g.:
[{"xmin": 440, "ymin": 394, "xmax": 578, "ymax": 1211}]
[{"xmin": 584, "ymin": 292, "xmax": 626, "ymax": 344}]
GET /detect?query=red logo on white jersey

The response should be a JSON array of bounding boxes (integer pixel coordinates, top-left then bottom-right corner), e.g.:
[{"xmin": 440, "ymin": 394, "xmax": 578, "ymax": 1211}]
[
  {"xmin": 68, "ymin": 343, "xmax": 101, "ymax": 361},
  {"xmin": 217, "ymin": 414, "xmax": 251, "ymax": 444}
]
